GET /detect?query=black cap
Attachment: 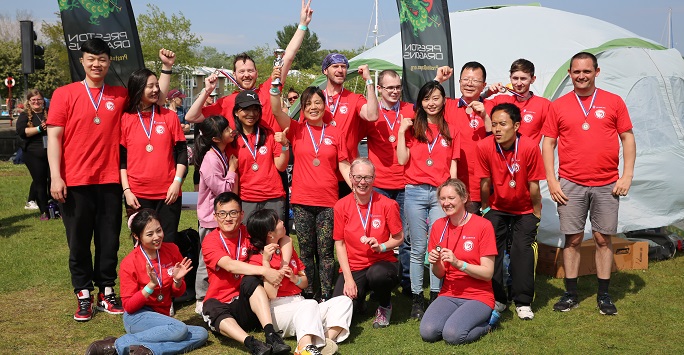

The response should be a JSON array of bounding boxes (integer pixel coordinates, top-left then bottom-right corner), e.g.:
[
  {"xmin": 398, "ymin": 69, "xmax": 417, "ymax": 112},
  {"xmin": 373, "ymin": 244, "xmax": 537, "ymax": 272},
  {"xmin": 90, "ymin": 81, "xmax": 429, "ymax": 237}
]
[{"xmin": 235, "ymin": 90, "xmax": 261, "ymax": 108}]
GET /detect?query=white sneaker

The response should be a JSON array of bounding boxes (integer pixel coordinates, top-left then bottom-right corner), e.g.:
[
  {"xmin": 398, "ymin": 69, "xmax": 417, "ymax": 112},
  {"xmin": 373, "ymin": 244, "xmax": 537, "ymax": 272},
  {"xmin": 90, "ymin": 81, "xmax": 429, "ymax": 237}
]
[
  {"xmin": 494, "ymin": 301, "xmax": 508, "ymax": 313},
  {"xmin": 516, "ymin": 305, "xmax": 534, "ymax": 320},
  {"xmin": 25, "ymin": 201, "xmax": 39, "ymax": 210},
  {"xmin": 195, "ymin": 300, "xmax": 203, "ymax": 315}
]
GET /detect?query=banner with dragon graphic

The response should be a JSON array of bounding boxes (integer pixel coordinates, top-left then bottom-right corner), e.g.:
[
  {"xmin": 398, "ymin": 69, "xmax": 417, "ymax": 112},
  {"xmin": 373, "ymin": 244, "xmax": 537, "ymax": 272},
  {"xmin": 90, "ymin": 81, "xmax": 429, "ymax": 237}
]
[
  {"xmin": 58, "ymin": 0, "xmax": 144, "ymax": 87},
  {"xmin": 396, "ymin": 0, "xmax": 455, "ymax": 102}
]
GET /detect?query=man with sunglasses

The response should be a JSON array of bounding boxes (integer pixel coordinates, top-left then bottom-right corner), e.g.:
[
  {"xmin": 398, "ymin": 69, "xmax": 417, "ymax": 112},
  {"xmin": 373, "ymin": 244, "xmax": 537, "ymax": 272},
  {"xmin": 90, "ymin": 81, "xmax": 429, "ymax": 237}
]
[{"xmin": 286, "ymin": 88, "xmax": 299, "ymax": 106}]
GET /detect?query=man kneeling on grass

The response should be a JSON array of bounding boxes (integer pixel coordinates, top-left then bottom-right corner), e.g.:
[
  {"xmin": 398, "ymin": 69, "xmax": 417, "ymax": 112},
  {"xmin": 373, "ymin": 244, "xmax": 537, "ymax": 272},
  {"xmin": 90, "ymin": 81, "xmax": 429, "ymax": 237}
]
[{"xmin": 200, "ymin": 192, "xmax": 293, "ymax": 354}]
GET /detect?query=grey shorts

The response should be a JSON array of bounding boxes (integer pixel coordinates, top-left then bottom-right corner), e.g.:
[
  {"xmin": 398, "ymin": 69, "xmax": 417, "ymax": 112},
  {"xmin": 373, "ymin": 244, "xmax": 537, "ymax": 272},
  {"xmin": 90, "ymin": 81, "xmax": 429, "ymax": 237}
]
[{"xmin": 557, "ymin": 178, "xmax": 619, "ymax": 235}]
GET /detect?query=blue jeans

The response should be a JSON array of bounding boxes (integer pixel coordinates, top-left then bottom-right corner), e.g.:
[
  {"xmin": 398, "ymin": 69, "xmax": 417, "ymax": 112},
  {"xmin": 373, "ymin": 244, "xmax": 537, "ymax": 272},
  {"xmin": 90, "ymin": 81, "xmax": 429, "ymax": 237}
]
[
  {"xmin": 115, "ymin": 307, "xmax": 208, "ymax": 355},
  {"xmin": 404, "ymin": 184, "xmax": 445, "ymax": 294},
  {"xmin": 374, "ymin": 187, "xmax": 410, "ymax": 289}
]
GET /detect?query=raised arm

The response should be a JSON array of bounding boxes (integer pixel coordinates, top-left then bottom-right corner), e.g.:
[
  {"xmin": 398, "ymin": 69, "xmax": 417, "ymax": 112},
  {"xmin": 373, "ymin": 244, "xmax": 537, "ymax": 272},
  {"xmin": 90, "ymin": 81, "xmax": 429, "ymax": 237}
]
[
  {"xmin": 186, "ymin": 74, "xmax": 218, "ymax": 123},
  {"xmin": 270, "ymin": 69, "xmax": 293, "ymax": 131},
  {"xmin": 358, "ymin": 65, "xmax": 378, "ymax": 122},
  {"xmin": 274, "ymin": 0, "xmax": 314, "ymax": 85},
  {"xmin": 157, "ymin": 48, "xmax": 176, "ymax": 105}
]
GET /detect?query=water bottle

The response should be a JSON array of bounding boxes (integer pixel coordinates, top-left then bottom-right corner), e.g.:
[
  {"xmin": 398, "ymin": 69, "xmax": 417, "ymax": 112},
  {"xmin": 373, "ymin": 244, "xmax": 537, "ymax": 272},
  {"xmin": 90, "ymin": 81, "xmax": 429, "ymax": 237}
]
[{"xmin": 489, "ymin": 309, "xmax": 500, "ymax": 326}]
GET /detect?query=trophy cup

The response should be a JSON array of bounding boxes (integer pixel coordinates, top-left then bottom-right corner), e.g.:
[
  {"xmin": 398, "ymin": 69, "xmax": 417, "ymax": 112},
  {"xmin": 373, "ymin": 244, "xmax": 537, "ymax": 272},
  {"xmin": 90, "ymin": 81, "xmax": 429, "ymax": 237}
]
[{"xmin": 271, "ymin": 49, "xmax": 286, "ymax": 86}]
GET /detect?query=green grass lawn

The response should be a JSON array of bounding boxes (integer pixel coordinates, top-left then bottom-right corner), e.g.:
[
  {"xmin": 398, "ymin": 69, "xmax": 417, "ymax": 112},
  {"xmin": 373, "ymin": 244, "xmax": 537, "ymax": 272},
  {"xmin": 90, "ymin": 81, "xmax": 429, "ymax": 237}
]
[{"xmin": 1, "ymin": 161, "xmax": 683, "ymax": 354}]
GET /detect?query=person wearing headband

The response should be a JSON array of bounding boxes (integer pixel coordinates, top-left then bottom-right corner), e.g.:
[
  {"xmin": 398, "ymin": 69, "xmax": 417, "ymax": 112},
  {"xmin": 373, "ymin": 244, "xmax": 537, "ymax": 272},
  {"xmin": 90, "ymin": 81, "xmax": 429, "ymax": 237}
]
[
  {"xmin": 47, "ymin": 38, "xmax": 175, "ymax": 323},
  {"xmin": 476, "ymin": 103, "xmax": 544, "ymax": 320}
]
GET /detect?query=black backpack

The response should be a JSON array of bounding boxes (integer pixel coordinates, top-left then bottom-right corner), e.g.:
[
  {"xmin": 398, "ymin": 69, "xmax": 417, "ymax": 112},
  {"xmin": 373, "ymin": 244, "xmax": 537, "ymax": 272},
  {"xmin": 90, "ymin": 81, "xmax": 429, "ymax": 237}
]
[{"xmin": 624, "ymin": 231, "xmax": 680, "ymax": 261}]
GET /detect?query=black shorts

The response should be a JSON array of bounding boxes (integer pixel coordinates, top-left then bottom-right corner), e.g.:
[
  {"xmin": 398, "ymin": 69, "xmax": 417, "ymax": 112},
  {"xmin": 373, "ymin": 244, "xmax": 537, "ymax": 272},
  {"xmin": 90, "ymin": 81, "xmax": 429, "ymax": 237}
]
[{"xmin": 202, "ymin": 275, "xmax": 263, "ymax": 332}]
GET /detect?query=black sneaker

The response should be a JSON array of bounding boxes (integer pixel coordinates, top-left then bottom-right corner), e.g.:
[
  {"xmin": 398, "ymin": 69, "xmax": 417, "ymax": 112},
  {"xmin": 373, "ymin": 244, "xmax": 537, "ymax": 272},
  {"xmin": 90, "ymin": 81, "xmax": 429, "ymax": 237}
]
[
  {"xmin": 429, "ymin": 291, "xmax": 439, "ymax": 304},
  {"xmin": 265, "ymin": 331, "xmax": 291, "ymax": 355},
  {"xmin": 553, "ymin": 292, "xmax": 579, "ymax": 312},
  {"xmin": 74, "ymin": 291, "xmax": 94, "ymax": 322},
  {"xmin": 97, "ymin": 292, "xmax": 124, "ymax": 315},
  {"xmin": 410, "ymin": 293, "xmax": 425, "ymax": 320},
  {"xmin": 245, "ymin": 337, "xmax": 272, "ymax": 355},
  {"xmin": 597, "ymin": 293, "xmax": 618, "ymax": 315}
]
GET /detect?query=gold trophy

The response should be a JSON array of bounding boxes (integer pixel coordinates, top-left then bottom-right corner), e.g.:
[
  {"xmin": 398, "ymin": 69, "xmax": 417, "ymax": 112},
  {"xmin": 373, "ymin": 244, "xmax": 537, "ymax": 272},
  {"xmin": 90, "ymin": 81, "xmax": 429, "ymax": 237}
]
[{"xmin": 271, "ymin": 49, "xmax": 286, "ymax": 86}]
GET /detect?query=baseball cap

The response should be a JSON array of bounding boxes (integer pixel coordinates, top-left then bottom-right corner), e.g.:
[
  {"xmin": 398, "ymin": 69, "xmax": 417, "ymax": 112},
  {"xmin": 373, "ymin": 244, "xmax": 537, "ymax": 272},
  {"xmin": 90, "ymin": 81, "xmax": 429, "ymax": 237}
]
[
  {"xmin": 167, "ymin": 89, "xmax": 187, "ymax": 100},
  {"xmin": 322, "ymin": 53, "xmax": 349, "ymax": 73},
  {"xmin": 235, "ymin": 90, "xmax": 261, "ymax": 108}
]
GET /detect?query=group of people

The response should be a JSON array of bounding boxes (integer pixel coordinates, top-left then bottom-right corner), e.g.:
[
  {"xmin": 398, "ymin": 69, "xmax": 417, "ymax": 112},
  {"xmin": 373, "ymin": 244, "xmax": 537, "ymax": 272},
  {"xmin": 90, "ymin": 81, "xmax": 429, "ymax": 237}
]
[{"xmin": 40, "ymin": 0, "xmax": 635, "ymax": 353}]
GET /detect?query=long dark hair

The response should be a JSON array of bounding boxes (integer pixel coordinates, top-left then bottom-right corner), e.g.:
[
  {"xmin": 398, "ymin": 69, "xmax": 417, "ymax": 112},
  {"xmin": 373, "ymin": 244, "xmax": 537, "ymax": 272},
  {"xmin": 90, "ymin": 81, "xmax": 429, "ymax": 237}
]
[
  {"xmin": 125, "ymin": 68, "xmax": 159, "ymax": 114},
  {"xmin": 413, "ymin": 81, "xmax": 452, "ymax": 145},
  {"xmin": 245, "ymin": 208, "xmax": 279, "ymax": 258},
  {"xmin": 194, "ymin": 115, "xmax": 229, "ymax": 169},
  {"xmin": 129, "ymin": 208, "xmax": 159, "ymax": 245},
  {"xmin": 232, "ymin": 104, "xmax": 267, "ymax": 149}
]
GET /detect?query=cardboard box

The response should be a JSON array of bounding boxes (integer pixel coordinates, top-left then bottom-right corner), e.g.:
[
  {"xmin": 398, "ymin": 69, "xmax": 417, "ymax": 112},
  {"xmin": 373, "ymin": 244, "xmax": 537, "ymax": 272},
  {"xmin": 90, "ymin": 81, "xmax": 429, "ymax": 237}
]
[{"xmin": 537, "ymin": 237, "xmax": 648, "ymax": 278}]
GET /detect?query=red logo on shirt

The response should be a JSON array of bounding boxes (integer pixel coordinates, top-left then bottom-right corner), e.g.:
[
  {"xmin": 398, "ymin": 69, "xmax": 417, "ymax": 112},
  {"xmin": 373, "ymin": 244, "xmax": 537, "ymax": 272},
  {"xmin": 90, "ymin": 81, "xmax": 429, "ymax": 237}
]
[
  {"xmin": 440, "ymin": 138, "xmax": 448, "ymax": 147},
  {"xmin": 595, "ymin": 109, "xmax": 605, "ymax": 119},
  {"xmin": 523, "ymin": 114, "xmax": 533, "ymax": 123},
  {"xmin": 463, "ymin": 240, "xmax": 474, "ymax": 251},
  {"xmin": 372, "ymin": 218, "xmax": 381, "ymax": 229},
  {"xmin": 339, "ymin": 104, "xmax": 348, "ymax": 114},
  {"xmin": 258, "ymin": 146, "xmax": 268, "ymax": 155},
  {"xmin": 324, "ymin": 137, "xmax": 333, "ymax": 145},
  {"xmin": 155, "ymin": 125, "xmax": 165, "ymax": 135},
  {"xmin": 105, "ymin": 101, "xmax": 115, "ymax": 111}
]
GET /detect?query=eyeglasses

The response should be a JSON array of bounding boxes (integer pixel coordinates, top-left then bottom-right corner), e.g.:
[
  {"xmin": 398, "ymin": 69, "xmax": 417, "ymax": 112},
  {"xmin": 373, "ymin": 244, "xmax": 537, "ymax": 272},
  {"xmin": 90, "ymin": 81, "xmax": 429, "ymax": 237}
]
[
  {"xmin": 351, "ymin": 175, "xmax": 375, "ymax": 183},
  {"xmin": 459, "ymin": 78, "xmax": 484, "ymax": 85},
  {"xmin": 287, "ymin": 95, "xmax": 299, "ymax": 102},
  {"xmin": 29, "ymin": 98, "xmax": 44, "ymax": 103},
  {"xmin": 379, "ymin": 85, "xmax": 402, "ymax": 92},
  {"xmin": 214, "ymin": 210, "xmax": 241, "ymax": 219}
]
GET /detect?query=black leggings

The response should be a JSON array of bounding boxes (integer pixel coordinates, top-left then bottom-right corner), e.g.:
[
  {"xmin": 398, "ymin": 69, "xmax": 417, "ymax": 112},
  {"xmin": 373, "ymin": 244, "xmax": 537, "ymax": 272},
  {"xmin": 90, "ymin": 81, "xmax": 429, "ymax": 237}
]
[
  {"xmin": 333, "ymin": 260, "xmax": 399, "ymax": 311},
  {"xmin": 23, "ymin": 149, "xmax": 50, "ymax": 214}
]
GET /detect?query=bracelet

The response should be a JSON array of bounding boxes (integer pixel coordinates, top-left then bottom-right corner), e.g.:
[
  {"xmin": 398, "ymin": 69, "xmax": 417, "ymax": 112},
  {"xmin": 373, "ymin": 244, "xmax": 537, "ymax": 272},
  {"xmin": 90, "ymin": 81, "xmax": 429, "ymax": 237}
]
[
  {"xmin": 380, "ymin": 243, "xmax": 386, "ymax": 252},
  {"xmin": 160, "ymin": 69, "xmax": 173, "ymax": 75},
  {"xmin": 365, "ymin": 79, "xmax": 373, "ymax": 86},
  {"xmin": 459, "ymin": 262, "xmax": 468, "ymax": 272},
  {"xmin": 295, "ymin": 276, "xmax": 302, "ymax": 286},
  {"xmin": 143, "ymin": 285, "xmax": 154, "ymax": 295},
  {"xmin": 270, "ymin": 87, "xmax": 281, "ymax": 96},
  {"xmin": 481, "ymin": 207, "xmax": 491, "ymax": 215},
  {"xmin": 281, "ymin": 144, "xmax": 289, "ymax": 151},
  {"xmin": 122, "ymin": 187, "xmax": 131, "ymax": 193},
  {"xmin": 173, "ymin": 278, "xmax": 182, "ymax": 285},
  {"xmin": 298, "ymin": 24, "xmax": 308, "ymax": 31},
  {"xmin": 174, "ymin": 176, "xmax": 183, "ymax": 183},
  {"xmin": 36, "ymin": 126, "xmax": 42, "ymax": 133}
]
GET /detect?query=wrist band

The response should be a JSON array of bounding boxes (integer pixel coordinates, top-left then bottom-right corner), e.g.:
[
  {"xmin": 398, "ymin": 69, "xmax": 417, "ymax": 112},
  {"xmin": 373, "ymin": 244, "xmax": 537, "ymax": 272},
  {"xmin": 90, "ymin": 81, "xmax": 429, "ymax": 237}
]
[
  {"xmin": 143, "ymin": 285, "xmax": 154, "ymax": 295},
  {"xmin": 174, "ymin": 176, "xmax": 183, "ymax": 183},
  {"xmin": 36, "ymin": 126, "xmax": 42, "ymax": 133},
  {"xmin": 123, "ymin": 187, "xmax": 130, "ymax": 193},
  {"xmin": 173, "ymin": 278, "xmax": 182, "ymax": 285},
  {"xmin": 298, "ymin": 24, "xmax": 308, "ymax": 31},
  {"xmin": 481, "ymin": 207, "xmax": 491, "ymax": 215},
  {"xmin": 270, "ymin": 87, "xmax": 281, "ymax": 96},
  {"xmin": 295, "ymin": 276, "xmax": 302, "ymax": 286},
  {"xmin": 160, "ymin": 69, "xmax": 173, "ymax": 75},
  {"xmin": 365, "ymin": 79, "xmax": 373, "ymax": 86},
  {"xmin": 459, "ymin": 262, "xmax": 468, "ymax": 272},
  {"xmin": 380, "ymin": 243, "xmax": 386, "ymax": 252},
  {"xmin": 281, "ymin": 145, "xmax": 289, "ymax": 151}
]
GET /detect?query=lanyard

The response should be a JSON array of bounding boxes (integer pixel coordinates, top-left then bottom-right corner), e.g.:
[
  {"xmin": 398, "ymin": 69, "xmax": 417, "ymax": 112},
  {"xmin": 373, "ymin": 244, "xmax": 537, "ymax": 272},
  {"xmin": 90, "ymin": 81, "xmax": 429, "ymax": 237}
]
[
  {"xmin": 139, "ymin": 245, "xmax": 162, "ymax": 287},
  {"xmin": 137, "ymin": 108, "xmax": 155, "ymax": 142},
  {"xmin": 211, "ymin": 145, "xmax": 229, "ymax": 175},
  {"xmin": 219, "ymin": 230, "xmax": 242, "ymax": 261},
  {"xmin": 325, "ymin": 88, "xmax": 343, "ymax": 118},
  {"xmin": 379, "ymin": 101, "xmax": 400, "ymax": 132},
  {"xmin": 82, "ymin": 80, "xmax": 105, "ymax": 114},
  {"xmin": 426, "ymin": 131, "xmax": 441, "ymax": 156},
  {"xmin": 574, "ymin": 90, "xmax": 597, "ymax": 117},
  {"xmin": 495, "ymin": 137, "xmax": 519, "ymax": 177},
  {"xmin": 355, "ymin": 193, "xmax": 373, "ymax": 237},
  {"xmin": 438, "ymin": 212, "xmax": 469, "ymax": 245},
  {"xmin": 239, "ymin": 126, "xmax": 260, "ymax": 162},
  {"xmin": 305, "ymin": 121, "xmax": 326, "ymax": 157}
]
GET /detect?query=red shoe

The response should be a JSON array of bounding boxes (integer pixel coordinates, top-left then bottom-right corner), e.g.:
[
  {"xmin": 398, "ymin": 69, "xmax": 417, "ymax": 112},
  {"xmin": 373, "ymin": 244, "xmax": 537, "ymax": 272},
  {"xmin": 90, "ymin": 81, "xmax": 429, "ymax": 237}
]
[
  {"xmin": 74, "ymin": 290, "xmax": 93, "ymax": 322},
  {"xmin": 97, "ymin": 292, "xmax": 124, "ymax": 315}
]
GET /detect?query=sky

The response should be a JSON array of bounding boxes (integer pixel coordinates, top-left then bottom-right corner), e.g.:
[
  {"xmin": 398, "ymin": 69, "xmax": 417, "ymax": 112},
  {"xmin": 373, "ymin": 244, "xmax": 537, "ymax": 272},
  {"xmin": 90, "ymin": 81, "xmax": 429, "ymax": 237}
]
[{"xmin": 5, "ymin": 0, "xmax": 684, "ymax": 55}]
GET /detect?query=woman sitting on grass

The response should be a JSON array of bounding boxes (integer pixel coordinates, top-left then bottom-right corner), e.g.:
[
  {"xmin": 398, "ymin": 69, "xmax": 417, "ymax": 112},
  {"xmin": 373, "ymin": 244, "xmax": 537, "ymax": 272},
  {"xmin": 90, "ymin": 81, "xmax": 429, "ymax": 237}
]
[
  {"xmin": 86, "ymin": 209, "xmax": 208, "ymax": 354},
  {"xmin": 420, "ymin": 179, "xmax": 497, "ymax": 345},
  {"xmin": 246, "ymin": 208, "xmax": 353, "ymax": 355}
]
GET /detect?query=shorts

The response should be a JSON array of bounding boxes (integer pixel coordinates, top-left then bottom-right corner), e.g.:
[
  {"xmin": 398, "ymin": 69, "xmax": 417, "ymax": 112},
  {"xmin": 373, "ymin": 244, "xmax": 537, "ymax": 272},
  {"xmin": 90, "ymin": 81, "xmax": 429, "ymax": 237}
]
[
  {"xmin": 557, "ymin": 178, "xmax": 619, "ymax": 235},
  {"xmin": 202, "ymin": 275, "xmax": 263, "ymax": 332}
]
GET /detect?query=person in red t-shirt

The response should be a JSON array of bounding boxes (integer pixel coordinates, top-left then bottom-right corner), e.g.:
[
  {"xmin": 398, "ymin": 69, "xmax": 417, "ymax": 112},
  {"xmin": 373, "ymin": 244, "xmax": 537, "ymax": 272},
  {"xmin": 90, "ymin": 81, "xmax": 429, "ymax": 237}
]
[
  {"xmin": 201, "ymin": 192, "xmax": 292, "ymax": 355},
  {"xmin": 542, "ymin": 52, "xmax": 636, "ymax": 316},
  {"xmin": 476, "ymin": 103, "xmax": 544, "ymax": 321},
  {"xmin": 420, "ymin": 179, "xmax": 497, "ymax": 345},
  {"xmin": 271, "ymin": 85, "xmax": 352, "ymax": 302},
  {"xmin": 120, "ymin": 68, "xmax": 187, "ymax": 244},
  {"xmin": 332, "ymin": 158, "xmax": 404, "ymax": 328},
  {"xmin": 246, "ymin": 209, "xmax": 352, "ymax": 355},
  {"xmin": 397, "ymin": 81, "xmax": 460, "ymax": 320},
  {"xmin": 434, "ymin": 63, "xmax": 492, "ymax": 213},
  {"xmin": 483, "ymin": 59, "xmax": 550, "ymax": 145},
  {"xmin": 47, "ymin": 38, "xmax": 174, "ymax": 322},
  {"xmin": 86, "ymin": 209, "xmax": 207, "ymax": 354},
  {"xmin": 360, "ymin": 69, "xmax": 414, "ymax": 296}
]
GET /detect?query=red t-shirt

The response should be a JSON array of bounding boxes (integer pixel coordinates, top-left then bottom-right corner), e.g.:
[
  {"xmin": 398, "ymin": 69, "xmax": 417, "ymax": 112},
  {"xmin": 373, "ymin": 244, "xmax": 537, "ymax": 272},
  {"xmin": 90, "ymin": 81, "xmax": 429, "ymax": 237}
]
[
  {"xmin": 203, "ymin": 226, "xmax": 252, "ymax": 303},
  {"xmin": 444, "ymin": 98, "xmax": 490, "ymax": 201},
  {"xmin": 201, "ymin": 79, "xmax": 280, "ymax": 133},
  {"xmin": 119, "ymin": 243, "xmax": 186, "ymax": 316},
  {"xmin": 120, "ymin": 107, "xmax": 186, "ymax": 199},
  {"xmin": 47, "ymin": 82, "xmax": 128, "ymax": 186},
  {"xmin": 541, "ymin": 88, "xmax": 633, "ymax": 186},
  {"xmin": 476, "ymin": 135, "xmax": 545, "ymax": 214},
  {"xmin": 488, "ymin": 93, "xmax": 550, "ymax": 145},
  {"xmin": 404, "ymin": 122, "xmax": 460, "ymax": 187},
  {"xmin": 226, "ymin": 128, "xmax": 284, "ymax": 201},
  {"xmin": 361, "ymin": 101, "xmax": 414, "ymax": 190},
  {"xmin": 288, "ymin": 120, "xmax": 348, "ymax": 208},
  {"xmin": 333, "ymin": 191, "xmax": 402, "ymax": 271},
  {"xmin": 247, "ymin": 249, "xmax": 305, "ymax": 298},
  {"xmin": 428, "ymin": 215, "xmax": 497, "ymax": 308},
  {"xmin": 321, "ymin": 89, "xmax": 366, "ymax": 159}
]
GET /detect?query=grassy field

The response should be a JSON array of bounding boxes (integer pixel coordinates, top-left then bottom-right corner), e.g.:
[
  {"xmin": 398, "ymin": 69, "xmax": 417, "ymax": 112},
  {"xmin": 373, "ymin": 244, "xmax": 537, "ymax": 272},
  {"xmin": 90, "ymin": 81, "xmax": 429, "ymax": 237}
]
[{"xmin": 1, "ymin": 161, "xmax": 683, "ymax": 354}]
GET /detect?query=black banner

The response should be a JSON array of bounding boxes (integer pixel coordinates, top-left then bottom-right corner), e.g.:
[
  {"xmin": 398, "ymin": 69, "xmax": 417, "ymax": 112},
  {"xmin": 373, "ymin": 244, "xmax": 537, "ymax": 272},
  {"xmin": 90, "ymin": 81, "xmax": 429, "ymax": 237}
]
[
  {"xmin": 58, "ymin": 0, "xmax": 144, "ymax": 87},
  {"xmin": 396, "ymin": 0, "xmax": 455, "ymax": 101}
]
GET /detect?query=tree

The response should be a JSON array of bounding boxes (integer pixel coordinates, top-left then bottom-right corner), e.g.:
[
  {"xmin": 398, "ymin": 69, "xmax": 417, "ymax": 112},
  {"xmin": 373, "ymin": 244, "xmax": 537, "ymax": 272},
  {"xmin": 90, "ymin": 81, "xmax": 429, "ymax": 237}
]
[
  {"xmin": 275, "ymin": 23, "xmax": 321, "ymax": 70},
  {"xmin": 196, "ymin": 46, "xmax": 232, "ymax": 69}
]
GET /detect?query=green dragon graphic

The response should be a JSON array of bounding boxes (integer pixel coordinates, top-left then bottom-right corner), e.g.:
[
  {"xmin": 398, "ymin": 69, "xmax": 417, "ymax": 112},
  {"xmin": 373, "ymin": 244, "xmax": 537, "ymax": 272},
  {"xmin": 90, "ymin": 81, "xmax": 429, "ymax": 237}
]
[
  {"xmin": 58, "ymin": 0, "xmax": 122, "ymax": 25},
  {"xmin": 399, "ymin": 0, "xmax": 441, "ymax": 37}
]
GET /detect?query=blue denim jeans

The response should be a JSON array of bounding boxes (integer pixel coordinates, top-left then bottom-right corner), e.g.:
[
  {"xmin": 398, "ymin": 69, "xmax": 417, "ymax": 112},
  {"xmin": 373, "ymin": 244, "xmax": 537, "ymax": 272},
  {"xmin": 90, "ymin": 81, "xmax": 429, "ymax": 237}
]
[
  {"xmin": 404, "ymin": 184, "xmax": 445, "ymax": 294},
  {"xmin": 373, "ymin": 187, "xmax": 410, "ymax": 289},
  {"xmin": 115, "ymin": 307, "xmax": 208, "ymax": 354}
]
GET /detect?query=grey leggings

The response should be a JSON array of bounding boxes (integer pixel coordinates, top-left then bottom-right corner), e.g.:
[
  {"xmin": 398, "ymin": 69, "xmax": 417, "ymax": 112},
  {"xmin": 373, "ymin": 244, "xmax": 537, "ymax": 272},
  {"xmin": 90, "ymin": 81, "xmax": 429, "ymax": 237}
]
[{"xmin": 420, "ymin": 296, "xmax": 492, "ymax": 345}]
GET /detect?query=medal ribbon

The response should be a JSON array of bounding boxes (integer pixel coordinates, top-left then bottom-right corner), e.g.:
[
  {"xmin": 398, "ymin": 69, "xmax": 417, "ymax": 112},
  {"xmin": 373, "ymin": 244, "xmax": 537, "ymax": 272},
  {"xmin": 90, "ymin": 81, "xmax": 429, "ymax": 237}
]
[
  {"xmin": 211, "ymin": 146, "xmax": 229, "ymax": 176},
  {"xmin": 139, "ymin": 245, "xmax": 162, "ymax": 288},
  {"xmin": 82, "ymin": 80, "xmax": 105, "ymax": 116},
  {"xmin": 426, "ymin": 131, "xmax": 441, "ymax": 156},
  {"xmin": 216, "ymin": 69, "xmax": 246, "ymax": 91},
  {"xmin": 379, "ymin": 101, "xmax": 400, "ymax": 135},
  {"xmin": 355, "ymin": 193, "xmax": 373, "ymax": 238},
  {"xmin": 574, "ymin": 90, "xmax": 597, "ymax": 118},
  {"xmin": 438, "ymin": 212, "xmax": 469, "ymax": 245},
  {"xmin": 325, "ymin": 88, "xmax": 343, "ymax": 118},
  {"xmin": 239, "ymin": 126, "xmax": 260, "ymax": 163},
  {"xmin": 495, "ymin": 136, "xmax": 519, "ymax": 178},
  {"xmin": 220, "ymin": 230, "xmax": 242, "ymax": 261},
  {"xmin": 305, "ymin": 121, "xmax": 326, "ymax": 157},
  {"xmin": 137, "ymin": 108, "xmax": 156, "ymax": 143}
]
